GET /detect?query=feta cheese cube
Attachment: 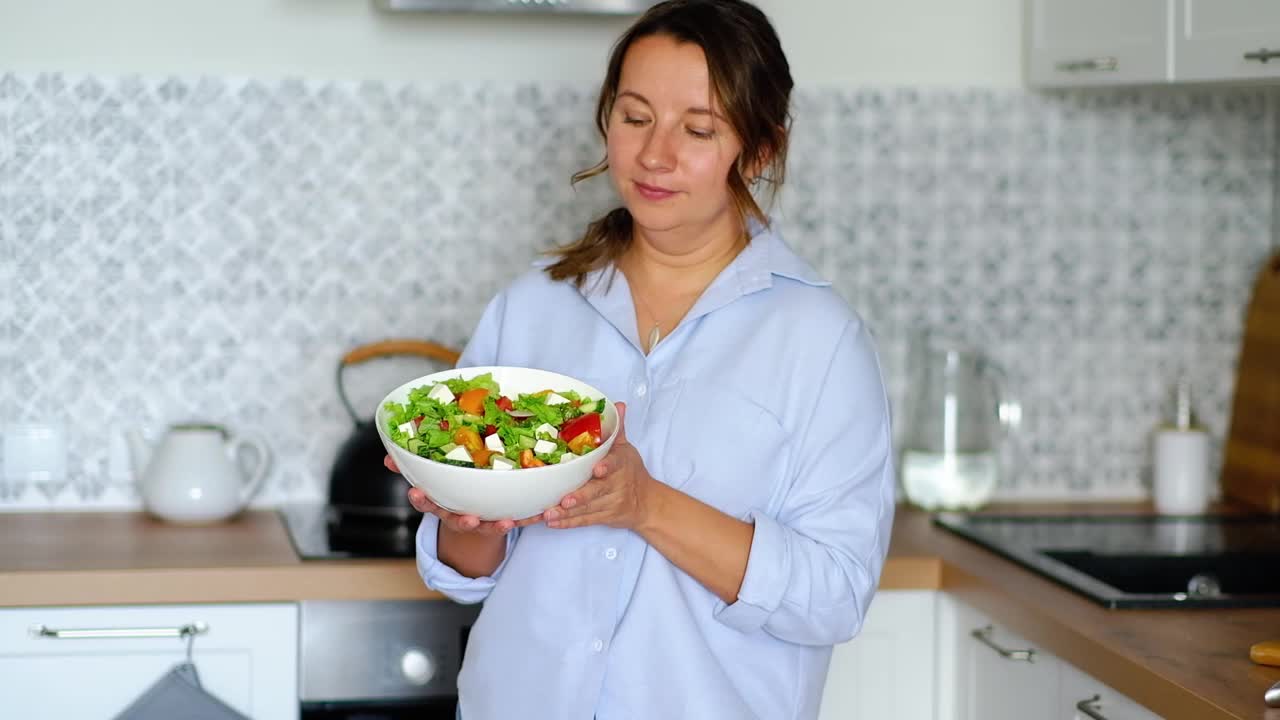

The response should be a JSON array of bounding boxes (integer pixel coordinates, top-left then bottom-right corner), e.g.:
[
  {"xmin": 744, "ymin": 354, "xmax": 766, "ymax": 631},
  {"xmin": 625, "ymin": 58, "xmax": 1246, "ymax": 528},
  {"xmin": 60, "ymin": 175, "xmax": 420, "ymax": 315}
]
[
  {"xmin": 558, "ymin": 452, "xmax": 577, "ymax": 464},
  {"xmin": 491, "ymin": 455, "xmax": 516, "ymax": 470},
  {"xmin": 397, "ymin": 421, "xmax": 417, "ymax": 438},
  {"xmin": 484, "ymin": 433, "xmax": 505, "ymax": 453},
  {"xmin": 544, "ymin": 392, "xmax": 570, "ymax": 406},
  {"xmin": 533, "ymin": 439, "xmax": 557, "ymax": 455},
  {"xmin": 534, "ymin": 423, "xmax": 558, "ymax": 439},
  {"xmin": 443, "ymin": 446, "xmax": 472, "ymax": 463},
  {"xmin": 427, "ymin": 383, "xmax": 455, "ymax": 404}
]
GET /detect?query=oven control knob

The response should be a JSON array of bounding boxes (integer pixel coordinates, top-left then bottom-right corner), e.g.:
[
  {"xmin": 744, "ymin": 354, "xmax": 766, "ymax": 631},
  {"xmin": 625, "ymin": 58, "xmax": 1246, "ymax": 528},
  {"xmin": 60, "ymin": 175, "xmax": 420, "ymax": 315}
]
[{"xmin": 400, "ymin": 648, "xmax": 436, "ymax": 686}]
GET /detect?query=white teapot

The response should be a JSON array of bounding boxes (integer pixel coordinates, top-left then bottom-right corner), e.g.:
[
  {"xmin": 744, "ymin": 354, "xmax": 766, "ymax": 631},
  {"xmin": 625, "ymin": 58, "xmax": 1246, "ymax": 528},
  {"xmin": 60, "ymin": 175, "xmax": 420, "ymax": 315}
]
[{"xmin": 127, "ymin": 423, "xmax": 272, "ymax": 524}]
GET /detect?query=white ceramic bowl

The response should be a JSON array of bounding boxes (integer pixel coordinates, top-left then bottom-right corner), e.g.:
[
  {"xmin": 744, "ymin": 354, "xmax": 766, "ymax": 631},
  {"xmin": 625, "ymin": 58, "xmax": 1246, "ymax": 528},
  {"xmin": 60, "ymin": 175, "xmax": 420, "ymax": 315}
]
[{"xmin": 376, "ymin": 366, "xmax": 619, "ymax": 521}]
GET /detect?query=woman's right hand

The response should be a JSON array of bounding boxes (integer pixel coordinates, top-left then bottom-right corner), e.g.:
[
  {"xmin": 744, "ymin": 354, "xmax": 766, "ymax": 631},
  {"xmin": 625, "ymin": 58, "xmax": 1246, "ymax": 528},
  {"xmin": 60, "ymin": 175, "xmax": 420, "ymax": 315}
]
[{"xmin": 384, "ymin": 455, "xmax": 524, "ymax": 535}]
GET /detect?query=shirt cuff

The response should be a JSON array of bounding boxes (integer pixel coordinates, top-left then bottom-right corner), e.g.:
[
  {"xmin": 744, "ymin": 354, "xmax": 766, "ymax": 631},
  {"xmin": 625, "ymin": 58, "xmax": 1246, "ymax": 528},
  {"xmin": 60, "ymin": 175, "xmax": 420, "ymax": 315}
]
[
  {"xmin": 415, "ymin": 514, "xmax": 517, "ymax": 605},
  {"xmin": 712, "ymin": 509, "xmax": 789, "ymax": 634}
]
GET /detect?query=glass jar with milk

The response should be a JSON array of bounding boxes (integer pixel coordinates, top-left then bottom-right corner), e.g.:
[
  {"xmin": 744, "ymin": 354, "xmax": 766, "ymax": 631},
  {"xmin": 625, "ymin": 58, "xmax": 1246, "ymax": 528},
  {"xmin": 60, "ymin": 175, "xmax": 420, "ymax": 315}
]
[{"xmin": 899, "ymin": 331, "xmax": 1021, "ymax": 510}]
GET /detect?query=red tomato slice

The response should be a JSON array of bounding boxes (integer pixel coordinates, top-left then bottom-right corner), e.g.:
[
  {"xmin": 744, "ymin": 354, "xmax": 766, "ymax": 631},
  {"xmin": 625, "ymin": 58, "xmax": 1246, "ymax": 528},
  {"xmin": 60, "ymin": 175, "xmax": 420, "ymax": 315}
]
[{"xmin": 560, "ymin": 413, "xmax": 602, "ymax": 444}]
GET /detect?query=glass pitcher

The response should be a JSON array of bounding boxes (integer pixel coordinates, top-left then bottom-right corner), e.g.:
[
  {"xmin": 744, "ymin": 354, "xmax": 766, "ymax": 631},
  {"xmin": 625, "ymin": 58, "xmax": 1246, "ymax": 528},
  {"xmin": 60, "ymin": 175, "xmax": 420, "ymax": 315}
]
[{"xmin": 899, "ymin": 331, "xmax": 1021, "ymax": 511}]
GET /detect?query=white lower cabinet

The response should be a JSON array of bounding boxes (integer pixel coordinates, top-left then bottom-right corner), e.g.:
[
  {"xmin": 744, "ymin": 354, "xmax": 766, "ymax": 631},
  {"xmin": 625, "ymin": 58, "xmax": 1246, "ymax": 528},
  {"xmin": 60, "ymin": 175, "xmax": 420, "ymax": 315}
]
[
  {"xmin": 0, "ymin": 603, "xmax": 298, "ymax": 720},
  {"xmin": 1060, "ymin": 662, "xmax": 1162, "ymax": 720},
  {"xmin": 819, "ymin": 590, "xmax": 937, "ymax": 720},
  {"xmin": 936, "ymin": 594, "xmax": 1060, "ymax": 720},
  {"xmin": 936, "ymin": 595, "xmax": 1164, "ymax": 720}
]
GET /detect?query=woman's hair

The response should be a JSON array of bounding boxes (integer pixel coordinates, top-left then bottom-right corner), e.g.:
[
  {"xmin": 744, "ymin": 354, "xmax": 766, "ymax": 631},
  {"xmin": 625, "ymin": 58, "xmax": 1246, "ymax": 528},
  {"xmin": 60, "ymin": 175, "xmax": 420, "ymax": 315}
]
[{"xmin": 544, "ymin": 0, "xmax": 794, "ymax": 288}]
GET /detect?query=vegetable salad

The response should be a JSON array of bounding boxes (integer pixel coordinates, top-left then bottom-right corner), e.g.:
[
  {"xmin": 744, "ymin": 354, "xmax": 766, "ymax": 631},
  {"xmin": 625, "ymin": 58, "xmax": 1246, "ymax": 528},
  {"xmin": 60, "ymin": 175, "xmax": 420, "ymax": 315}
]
[{"xmin": 384, "ymin": 373, "xmax": 605, "ymax": 470}]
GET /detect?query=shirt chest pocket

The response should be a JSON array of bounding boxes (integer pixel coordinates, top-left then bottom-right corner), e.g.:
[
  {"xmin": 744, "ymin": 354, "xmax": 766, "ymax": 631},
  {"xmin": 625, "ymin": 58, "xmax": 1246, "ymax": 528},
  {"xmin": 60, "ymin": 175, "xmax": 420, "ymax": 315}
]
[{"xmin": 649, "ymin": 380, "xmax": 792, "ymax": 520}]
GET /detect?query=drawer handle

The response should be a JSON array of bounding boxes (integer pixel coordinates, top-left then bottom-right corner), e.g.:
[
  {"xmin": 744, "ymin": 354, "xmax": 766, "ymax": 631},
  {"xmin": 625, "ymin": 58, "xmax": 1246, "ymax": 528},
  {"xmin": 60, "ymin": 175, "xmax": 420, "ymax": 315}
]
[
  {"xmin": 970, "ymin": 625, "xmax": 1036, "ymax": 662},
  {"xmin": 1244, "ymin": 48, "xmax": 1280, "ymax": 63},
  {"xmin": 1055, "ymin": 56, "xmax": 1119, "ymax": 73},
  {"xmin": 1076, "ymin": 694, "xmax": 1111, "ymax": 720},
  {"xmin": 29, "ymin": 621, "xmax": 208, "ymax": 640}
]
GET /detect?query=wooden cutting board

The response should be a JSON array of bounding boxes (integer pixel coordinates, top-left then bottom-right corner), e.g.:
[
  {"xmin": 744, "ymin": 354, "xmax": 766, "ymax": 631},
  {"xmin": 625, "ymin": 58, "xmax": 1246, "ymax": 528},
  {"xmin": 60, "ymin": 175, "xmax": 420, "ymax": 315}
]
[{"xmin": 1221, "ymin": 250, "xmax": 1280, "ymax": 513}]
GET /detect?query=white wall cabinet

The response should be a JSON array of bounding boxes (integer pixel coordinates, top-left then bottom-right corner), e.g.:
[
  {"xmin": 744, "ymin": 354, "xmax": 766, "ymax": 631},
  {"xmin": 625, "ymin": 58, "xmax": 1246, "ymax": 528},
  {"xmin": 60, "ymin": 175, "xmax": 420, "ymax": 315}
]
[
  {"xmin": 1172, "ymin": 0, "xmax": 1280, "ymax": 82},
  {"xmin": 0, "ymin": 603, "xmax": 298, "ymax": 720},
  {"xmin": 819, "ymin": 590, "xmax": 937, "ymax": 720},
  {"xmin": 1025, "ymin": 0, "xmax": 1171, "ymax": 87},
  {"xmin": 1026, "ymin": 0, "xmax": 1280, "ymax": 87}
]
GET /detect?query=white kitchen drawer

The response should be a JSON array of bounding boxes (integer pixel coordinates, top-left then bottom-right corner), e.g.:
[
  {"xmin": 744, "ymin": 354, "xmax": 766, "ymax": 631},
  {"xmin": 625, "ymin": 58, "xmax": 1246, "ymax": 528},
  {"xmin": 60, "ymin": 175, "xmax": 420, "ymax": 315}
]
[
  {"xmin": 0, "ymin": 603, "xmax": 298, "ymax": 720},
  {"xmin": 1060, "ymin": 661, "xmax": 1162, "ymax": 720}
]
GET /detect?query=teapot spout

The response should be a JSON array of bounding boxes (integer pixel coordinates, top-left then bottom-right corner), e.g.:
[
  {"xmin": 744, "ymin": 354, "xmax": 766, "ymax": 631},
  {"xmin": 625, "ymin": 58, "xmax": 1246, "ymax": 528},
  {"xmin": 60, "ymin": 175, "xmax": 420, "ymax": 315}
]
[{"xmin": 125, "ymin": 429, "xmax": 153, "ymax": 482}]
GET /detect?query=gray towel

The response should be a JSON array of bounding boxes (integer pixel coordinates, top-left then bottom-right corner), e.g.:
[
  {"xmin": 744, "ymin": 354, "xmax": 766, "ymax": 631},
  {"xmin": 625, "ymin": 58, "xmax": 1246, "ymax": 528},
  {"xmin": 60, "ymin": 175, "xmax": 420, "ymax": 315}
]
[{"xmin": 112, "ymin": 662, "xmax": 250, "ymax": 720}]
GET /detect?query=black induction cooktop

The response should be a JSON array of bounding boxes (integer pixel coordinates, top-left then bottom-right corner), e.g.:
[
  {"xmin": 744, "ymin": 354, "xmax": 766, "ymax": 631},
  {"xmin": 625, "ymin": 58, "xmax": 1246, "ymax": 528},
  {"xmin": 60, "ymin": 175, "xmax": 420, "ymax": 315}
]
[
  {"xmin": 932, "ymin": 513, "xmax": 1280, "ymax": 609},
  {"xmin": 280, "ymin": 503, "xmax": 422, "ymax": 560}
]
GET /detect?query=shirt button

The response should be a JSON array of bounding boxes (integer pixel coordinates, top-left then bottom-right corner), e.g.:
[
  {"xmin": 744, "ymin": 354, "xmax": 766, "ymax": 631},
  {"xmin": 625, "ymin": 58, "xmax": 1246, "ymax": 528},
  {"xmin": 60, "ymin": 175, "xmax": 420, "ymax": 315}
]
[
  {"xmin": 604, "ymin": 547, "xmax": 617, "ymax": 560},
  {"xmin": 592, "ymin": 638, "xmax": 604, "ymax": 652},
  {"xmin": 635, "ymin": 383, "xmax": 647, "ymax": 397}
]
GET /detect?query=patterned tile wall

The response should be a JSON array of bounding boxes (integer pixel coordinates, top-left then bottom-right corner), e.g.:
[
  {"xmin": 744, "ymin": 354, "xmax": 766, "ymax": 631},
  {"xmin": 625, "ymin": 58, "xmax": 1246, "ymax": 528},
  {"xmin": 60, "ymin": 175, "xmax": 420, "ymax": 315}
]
[{"xmin": 0, "ymin": 73, "xmax": 1274, "ymax": 509}]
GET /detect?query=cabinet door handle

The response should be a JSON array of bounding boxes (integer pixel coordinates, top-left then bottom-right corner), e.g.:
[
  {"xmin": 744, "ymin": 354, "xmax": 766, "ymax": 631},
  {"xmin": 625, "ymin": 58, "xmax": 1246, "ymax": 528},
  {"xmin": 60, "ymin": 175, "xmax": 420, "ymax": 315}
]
[
  {"xmin": 970, "ymin": 625, "xmax": 1036, "ymax": 662},
  {"xmin": 1076, "ymin": 694, "xmax": 1111, "ymax": 719},
  {"xmin": 1244, "ymin": 48, "xmax": 1280, "ymax": 63},
  {"xmin": 1055, "ymin": 57, "xmax": 1119, "ymax": 73},
  {"xmin": 29, "ymin": 621, "xmax": 208, "ymax": 640}
]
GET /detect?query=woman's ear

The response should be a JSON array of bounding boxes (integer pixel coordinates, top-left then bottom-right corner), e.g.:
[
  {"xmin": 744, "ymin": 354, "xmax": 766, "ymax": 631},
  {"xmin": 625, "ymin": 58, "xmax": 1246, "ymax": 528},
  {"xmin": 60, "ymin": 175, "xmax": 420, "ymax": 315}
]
[
  {"xmin": 744, "ymin": 125, "xmax": 786, "ymax": 182},
  {"xmin": 742, "ymin": 144, "xmax": 773, "ymax": 184}
]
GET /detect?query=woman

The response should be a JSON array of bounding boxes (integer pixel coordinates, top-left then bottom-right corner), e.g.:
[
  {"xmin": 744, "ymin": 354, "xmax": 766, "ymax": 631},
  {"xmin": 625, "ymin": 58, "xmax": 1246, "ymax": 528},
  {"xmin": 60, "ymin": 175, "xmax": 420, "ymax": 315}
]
[{"xmin": 390, "ymin": 1, "xmax": 896, "ymax": 717}]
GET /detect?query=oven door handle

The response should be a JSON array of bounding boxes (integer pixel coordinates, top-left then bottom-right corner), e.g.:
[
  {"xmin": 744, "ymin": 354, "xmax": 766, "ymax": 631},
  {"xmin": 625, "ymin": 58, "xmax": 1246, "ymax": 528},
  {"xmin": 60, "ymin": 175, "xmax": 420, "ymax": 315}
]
[{"xmin": 30, "ymin": 621, "xmax": 208, "ymax": 640}]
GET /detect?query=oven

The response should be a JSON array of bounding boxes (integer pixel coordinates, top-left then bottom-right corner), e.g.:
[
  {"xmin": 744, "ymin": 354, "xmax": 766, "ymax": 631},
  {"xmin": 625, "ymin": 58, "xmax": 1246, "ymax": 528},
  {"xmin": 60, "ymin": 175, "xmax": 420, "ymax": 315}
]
[
  {"xmin": 298, "ymin": 600, "xmax": 478, "ymax": 720},
  {"xmin": 282, "ymin": 505, "xmax": 478, "ymax": 718}
]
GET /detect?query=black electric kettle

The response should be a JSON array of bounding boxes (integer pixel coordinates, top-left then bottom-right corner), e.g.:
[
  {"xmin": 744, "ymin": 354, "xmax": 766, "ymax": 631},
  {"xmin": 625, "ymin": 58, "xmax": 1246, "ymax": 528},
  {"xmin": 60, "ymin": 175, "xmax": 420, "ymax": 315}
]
[{"xmin": 329, "ymin": 339, "xmax": 460, "ymax": 520}]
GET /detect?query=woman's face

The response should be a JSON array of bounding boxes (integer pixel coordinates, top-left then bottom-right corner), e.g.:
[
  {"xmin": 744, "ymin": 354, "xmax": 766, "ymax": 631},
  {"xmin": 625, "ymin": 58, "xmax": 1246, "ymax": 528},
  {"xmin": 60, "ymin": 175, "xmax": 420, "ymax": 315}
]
[{"xmin": 605, "ymin": 34, "xmax": 744, "ymax": 248}]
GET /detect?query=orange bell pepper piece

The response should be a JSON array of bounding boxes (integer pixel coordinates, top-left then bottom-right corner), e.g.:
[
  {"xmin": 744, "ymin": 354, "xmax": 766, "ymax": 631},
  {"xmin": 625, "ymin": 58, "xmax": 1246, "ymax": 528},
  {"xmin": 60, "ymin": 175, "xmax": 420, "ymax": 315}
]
[
  {"xmin": 520, "ymin": 449, "xmax": 546, "ymax": 468},
  {"xmin": 457, "ymin": 388, "xmax": 489, "ymax": 415},
  {"xmin": 453, "ymin": 427, "xmax": 484, "ymax": 452},
  {"xmin": 567, "ymin": 431, "xmax": 597, "ymax": 455}
]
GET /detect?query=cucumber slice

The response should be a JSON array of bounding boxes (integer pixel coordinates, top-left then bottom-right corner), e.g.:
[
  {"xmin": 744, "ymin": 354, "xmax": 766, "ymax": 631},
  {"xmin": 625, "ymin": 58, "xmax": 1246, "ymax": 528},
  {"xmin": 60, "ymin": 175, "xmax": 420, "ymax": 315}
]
[{"xmin": 518, "ymin": 436, "xmax": 537, "ymax": 450}]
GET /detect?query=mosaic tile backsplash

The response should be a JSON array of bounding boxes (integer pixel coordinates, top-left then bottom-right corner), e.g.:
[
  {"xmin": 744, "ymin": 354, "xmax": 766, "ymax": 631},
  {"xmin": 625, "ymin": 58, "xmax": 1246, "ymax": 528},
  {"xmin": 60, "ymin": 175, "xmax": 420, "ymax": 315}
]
[{"xmin": 1, "ymin": 72, "xmax": 1276, "ymax": 509}]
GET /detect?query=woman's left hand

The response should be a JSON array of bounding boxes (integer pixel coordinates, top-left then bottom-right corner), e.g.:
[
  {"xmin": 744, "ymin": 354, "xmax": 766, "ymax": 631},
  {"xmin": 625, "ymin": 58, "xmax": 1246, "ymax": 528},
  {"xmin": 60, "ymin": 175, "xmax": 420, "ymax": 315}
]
[{"xmin": 544, "ymin": 401, "xmax": 658, "ymax": 531}]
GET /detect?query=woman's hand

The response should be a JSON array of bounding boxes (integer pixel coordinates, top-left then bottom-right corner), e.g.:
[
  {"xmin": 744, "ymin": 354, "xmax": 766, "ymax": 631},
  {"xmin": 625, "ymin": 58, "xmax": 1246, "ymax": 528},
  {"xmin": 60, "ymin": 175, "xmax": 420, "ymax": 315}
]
[
  {"xmin": 543, "ymin": 402, "xmax": 660, "ymax": 531},
  {"xmin": 385, "ymin": 455, "xmax": 535, "ymax": 536}
]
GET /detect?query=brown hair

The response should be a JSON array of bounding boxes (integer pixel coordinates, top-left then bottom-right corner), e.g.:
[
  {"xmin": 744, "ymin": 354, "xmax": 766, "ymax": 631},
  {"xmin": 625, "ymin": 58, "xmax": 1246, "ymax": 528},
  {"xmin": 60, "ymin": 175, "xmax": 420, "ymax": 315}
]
[{"xmin": 544, "ymin": 0, "xmax": 794, "ymax": 288}]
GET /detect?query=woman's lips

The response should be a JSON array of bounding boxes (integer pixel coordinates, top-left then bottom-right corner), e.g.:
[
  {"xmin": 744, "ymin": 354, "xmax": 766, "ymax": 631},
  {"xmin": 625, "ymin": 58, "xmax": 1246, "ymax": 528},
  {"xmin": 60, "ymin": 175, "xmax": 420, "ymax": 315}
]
[{"xmin": 634, "ymin": 181, "xmax": 677, "ymax": 201}]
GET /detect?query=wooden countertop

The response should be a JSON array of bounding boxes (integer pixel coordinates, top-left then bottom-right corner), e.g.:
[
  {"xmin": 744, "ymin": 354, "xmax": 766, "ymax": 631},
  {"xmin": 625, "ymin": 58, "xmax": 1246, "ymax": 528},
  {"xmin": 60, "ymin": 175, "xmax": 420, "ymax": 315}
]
[
  {"xmin": 0, "ymin": 506, "xmax": 1276, "ymax": 720},
  {"xmin": 0, "ymin": 511, "xmax": 446, "ymax": 606}
]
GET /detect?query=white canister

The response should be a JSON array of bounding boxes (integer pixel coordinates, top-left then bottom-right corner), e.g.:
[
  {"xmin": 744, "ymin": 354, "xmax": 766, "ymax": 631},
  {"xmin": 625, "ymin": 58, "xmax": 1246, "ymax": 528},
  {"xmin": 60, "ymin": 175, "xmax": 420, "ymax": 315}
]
[
  {"xmin": 1152, "ymin": 379, "xmax": 1212, "ymax": 515},
  {"xmin": 1153, "ymin": 429, "xmax": 1211, "ymax": 514}
]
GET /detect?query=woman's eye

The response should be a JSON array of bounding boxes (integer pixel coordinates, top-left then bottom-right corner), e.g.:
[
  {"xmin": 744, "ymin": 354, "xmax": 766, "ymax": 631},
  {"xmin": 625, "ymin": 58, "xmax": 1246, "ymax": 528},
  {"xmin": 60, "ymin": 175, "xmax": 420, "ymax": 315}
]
[
  {"xmin": 622, "ymin": 115, "xmax": 648, "ymax": 126},
  {"xmin": 686, "ymin": 127, "xmax": 715, "ymax": 139}
]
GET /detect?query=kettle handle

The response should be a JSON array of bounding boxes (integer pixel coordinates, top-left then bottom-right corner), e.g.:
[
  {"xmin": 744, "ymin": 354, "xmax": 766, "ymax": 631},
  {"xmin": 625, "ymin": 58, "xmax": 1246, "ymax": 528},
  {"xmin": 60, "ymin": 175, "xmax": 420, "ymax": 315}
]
[
  {"xmin": 336, "ymin": 339, "xmax": 461, "ymax": 424},
  {"xmin": 230, "ymin": 433, "xmax": 272, "ymax": 506}
]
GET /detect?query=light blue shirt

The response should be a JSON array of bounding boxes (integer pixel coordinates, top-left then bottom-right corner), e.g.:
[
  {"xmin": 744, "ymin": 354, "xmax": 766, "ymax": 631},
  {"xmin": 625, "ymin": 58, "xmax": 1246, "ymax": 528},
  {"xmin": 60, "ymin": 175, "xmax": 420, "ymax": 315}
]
[{"xmin": 417, "ymin": 221, "xmax": 896, "ymax": 720}]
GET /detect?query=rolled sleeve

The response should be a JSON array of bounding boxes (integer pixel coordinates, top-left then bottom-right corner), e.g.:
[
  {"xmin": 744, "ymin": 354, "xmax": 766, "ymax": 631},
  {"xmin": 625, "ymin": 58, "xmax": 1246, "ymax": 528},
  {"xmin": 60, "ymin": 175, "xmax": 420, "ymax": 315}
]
[
  {"xmin": 415, "ymin": 515, "xmax": 519, "ymax": 605},
  {"xmin": 712, "ymin": 510, "xmax": 789, "ymax": 632},
  {"xmin": 715, "ymin": 319, "xmax": 896, "ymax": 646}
]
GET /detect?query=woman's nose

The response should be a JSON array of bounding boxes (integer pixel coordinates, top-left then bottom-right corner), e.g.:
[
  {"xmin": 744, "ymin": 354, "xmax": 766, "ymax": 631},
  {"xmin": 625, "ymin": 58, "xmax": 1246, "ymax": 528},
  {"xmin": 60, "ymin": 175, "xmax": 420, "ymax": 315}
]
[{"xmin": 639, "ymin": 126, "xmax": 676, "ymax": 171}]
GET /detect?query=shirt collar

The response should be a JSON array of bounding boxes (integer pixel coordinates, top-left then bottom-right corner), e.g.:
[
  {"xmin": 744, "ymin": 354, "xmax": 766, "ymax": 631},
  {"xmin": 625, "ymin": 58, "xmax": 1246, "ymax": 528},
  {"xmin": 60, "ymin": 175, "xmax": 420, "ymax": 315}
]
[{"xmin": 560, "ymin": 218, "xmax": 830, "ymax": 352}]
